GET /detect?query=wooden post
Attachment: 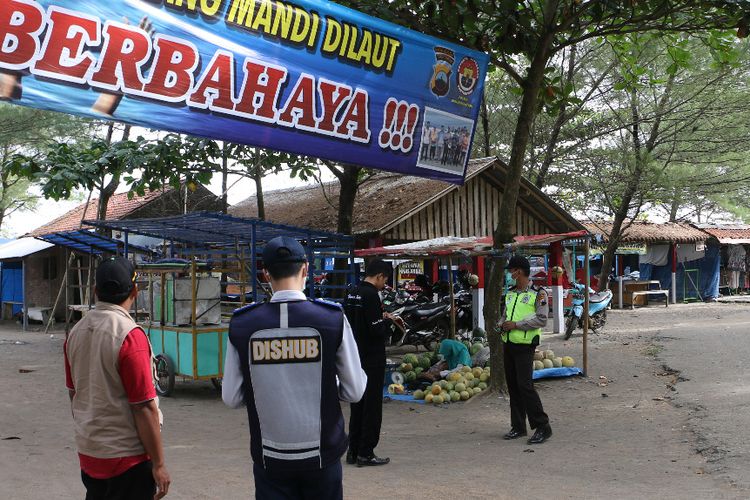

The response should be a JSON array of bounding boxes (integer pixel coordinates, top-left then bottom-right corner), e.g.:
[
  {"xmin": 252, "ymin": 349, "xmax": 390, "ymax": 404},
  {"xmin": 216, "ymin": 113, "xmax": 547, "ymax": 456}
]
[
  {"xmin": 583, "ymin": 238, "xmax": 590, "ymax": 377},
  {"xmin": 448, "ymin": 256, "xmax": 456, "ymax": 339},
  {"xmin": 191, "ymin": 258, "xmax": 197, "ymax": 326}
]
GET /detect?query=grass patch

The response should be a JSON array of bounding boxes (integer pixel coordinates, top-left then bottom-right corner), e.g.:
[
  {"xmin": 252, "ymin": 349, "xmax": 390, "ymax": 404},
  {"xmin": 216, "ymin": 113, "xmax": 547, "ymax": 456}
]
[{"xmin": 642, "ymin": 344, "xmax": 663, "ymax": 357}]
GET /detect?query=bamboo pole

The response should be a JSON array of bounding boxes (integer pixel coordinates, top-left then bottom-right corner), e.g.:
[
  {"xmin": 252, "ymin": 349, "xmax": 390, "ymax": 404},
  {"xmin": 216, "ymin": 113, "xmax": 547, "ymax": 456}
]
[
  {"xmin": 448, "ymin": 256, "xmax": 456, "ymax": 339},
  {"xmin": 583, "ymin": 238, "xmax": 590, "ymax": 376}
]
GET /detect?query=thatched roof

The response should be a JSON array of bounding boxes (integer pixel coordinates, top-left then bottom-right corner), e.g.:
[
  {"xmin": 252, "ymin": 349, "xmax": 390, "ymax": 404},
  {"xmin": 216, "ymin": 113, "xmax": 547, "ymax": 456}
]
[
  {"xmin": 231, "ymin": 157, "xmax": 583, "ymax": 236},
  {"xmin": 584, "ymin": 220, "xmax": 707, "ymax": 244}
]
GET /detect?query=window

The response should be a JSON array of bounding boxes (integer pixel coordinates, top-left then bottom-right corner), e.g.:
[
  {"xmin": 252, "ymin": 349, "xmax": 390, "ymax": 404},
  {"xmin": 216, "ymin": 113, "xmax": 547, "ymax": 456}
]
[{"xmin": 42, "ymin": 257, "xmax": 58, "ymax": 281}]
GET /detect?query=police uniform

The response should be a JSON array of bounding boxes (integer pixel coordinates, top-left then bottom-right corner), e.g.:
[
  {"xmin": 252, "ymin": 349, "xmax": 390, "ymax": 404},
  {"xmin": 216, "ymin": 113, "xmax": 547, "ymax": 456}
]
[
  {"xmin": 223, "ymin": 284, "xmax": 366, "ymax": 496},
  {"xmin": 502, "ymin": 283, "xmax": 551, "ymax": 438}
]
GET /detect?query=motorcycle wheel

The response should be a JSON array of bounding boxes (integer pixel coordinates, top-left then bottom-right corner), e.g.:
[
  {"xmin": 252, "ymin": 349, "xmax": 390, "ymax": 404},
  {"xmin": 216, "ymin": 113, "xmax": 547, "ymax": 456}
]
[
  {"xmin": 592, "ymin": 309, "xmax": 607, "ymax": 332},
  {"xmin": 564, "ymin": 315, "xmax": 577, "ymax": 340}
]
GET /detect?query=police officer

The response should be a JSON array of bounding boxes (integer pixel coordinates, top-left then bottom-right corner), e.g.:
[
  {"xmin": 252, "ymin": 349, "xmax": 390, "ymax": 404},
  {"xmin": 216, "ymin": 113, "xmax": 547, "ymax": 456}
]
[
  {"xmin": 500, "ymin": 255, "xmax": 552, "ymax": 444},
  {"xmin": 222, "ymin": 236, "xmax": 367, "ymax": 499},
  {"xmin": 344, "ymin": 259, "xmax": 392, "ymax": 467}
]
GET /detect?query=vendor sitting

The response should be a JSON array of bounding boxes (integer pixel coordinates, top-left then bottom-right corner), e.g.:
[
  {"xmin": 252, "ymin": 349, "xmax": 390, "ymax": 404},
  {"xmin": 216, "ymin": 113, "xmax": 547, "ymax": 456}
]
[{"xmin": 438, "ymin": 339, "xmax": 471, "ymax": 370}]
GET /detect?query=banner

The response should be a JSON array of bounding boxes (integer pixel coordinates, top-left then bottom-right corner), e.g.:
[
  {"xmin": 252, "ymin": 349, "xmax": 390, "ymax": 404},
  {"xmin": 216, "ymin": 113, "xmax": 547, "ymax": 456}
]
[
  {"xmin": 398, "ymin": 260, "xmax": 423, "ymax": 281},
  {"xmin": 0, "ymin": 0, "xmax": 489, "ymax": 183}
]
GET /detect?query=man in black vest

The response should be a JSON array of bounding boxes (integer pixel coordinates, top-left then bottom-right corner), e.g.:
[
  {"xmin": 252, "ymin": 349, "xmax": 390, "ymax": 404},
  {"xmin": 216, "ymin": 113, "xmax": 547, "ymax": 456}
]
[
  {"xmin": 344, "ymin": 259, "xmax": 393, "ymax": 467},
  {"xmin": 222, "ymin": 236, "xmax": 367, "ymax": 499}
]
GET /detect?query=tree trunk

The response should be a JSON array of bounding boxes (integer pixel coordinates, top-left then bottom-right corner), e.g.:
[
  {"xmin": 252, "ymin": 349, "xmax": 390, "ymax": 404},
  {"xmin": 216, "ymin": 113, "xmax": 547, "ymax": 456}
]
[
  {"xmin": 329, "ymin": 164, "xmax": 361, "ymax": 300},
  {"xmin": 336, "ymin": 165, "xmax": 360, "ymax": 235},
  {"xmin": 535, "ymin": 45, "xmax": 577, "ymax": 189},
  {"xmin": 487, "ymin": 17, "xmax": 558, "ymax": 392},
  {"xmin": 253, "ymin": 151, "xmax": 266, "ymax": 220},
  {"xmin": 597, "ymin": 75, "xmax": 675, "ymax": 290},
  {"xmin": 669, "ymin": 193, "xmax": 680, "ymax": 222},
  {"xmin": 480, "ymin": 96, "xmax": 491, "ymax": 157}
]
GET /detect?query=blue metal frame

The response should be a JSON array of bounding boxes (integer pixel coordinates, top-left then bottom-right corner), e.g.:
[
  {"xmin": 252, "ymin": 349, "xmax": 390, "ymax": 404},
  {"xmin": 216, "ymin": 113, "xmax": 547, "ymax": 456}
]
[
  {"xmin": 83, "ymin": 212, "xmax": 355, "ymax": 302},
  {"xmin": 36, "ymin": 230, "xmax": 154, "ymax": 256}
]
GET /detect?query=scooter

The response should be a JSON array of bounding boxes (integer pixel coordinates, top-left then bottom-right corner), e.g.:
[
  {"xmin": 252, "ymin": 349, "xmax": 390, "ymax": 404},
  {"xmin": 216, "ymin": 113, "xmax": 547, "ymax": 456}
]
[
  {"xmin": 564, "ymin": 283, "xmax": 613, "ymax": 340},
  {"xmin": 387, "ymin": 297, "xmax": 452, "ymax": 350}
]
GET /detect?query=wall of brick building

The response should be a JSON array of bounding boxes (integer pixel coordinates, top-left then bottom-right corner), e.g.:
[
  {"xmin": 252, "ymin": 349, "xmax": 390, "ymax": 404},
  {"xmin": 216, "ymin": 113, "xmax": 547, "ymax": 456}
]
[{"xmin": 23, "ymin": 247, "xmax": 66, "ymax": 319}]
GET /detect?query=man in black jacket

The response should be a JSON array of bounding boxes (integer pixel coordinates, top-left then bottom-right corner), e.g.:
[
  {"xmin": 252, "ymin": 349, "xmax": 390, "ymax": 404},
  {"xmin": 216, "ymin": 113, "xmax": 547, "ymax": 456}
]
[{"xmin": 344, "ymin": 259, "xmax": 392, "ymax": 467}]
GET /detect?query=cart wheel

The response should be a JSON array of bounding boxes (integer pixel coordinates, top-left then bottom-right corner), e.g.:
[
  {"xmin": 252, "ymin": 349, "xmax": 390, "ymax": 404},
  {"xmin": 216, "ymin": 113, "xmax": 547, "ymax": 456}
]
[
  {"xmin": 154, "ymin": 354, "xmax": 175, "ymax": 397},
  {"xmin": 210, "ymin": 377, "xmax": 223, "ymax": 392}
]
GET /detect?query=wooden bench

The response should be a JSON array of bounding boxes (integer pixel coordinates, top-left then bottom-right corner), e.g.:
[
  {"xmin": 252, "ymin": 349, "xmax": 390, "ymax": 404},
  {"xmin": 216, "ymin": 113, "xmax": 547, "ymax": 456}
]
[{"xmin": 630, "ymin": 290, "xmax": 669, "ymax": 309}]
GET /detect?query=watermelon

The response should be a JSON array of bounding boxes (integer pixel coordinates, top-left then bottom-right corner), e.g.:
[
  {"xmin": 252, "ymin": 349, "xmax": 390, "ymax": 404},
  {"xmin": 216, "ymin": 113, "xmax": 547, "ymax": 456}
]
[
  {"xmin": 533, "ymin": 351, "xmax": 544, "ymax": 362},
  {"xmin": 562, "ymin": 356, "xmax": 575, "ymax": 367},
  {"xmin": 413, "ymin": 389, "xmax": 425, "ymax": 400},
  {"xmin": 425, "ymin": 393, "xmax": 434, "ymax": 403},
  {"xmin": 552, "ymin": 357, "xmax": 563, "ymax": 368},
  {"xmin": 460, "ymin": 391, "xmax": 470, "ymax": 401},
  {"xmin": 471, "ymin": 342, "xmax": 484, "ymax": 355},
  {"xmin": 419, "ymin": 356, "xmax": 432, "ymax": 370},
  {"xmin": 414, "ymin": 367, "xmax": 424, "ymax": 375},
  {"xmin": 544, "ymin": 350, "xmax": 555, "ymax": 360},
  {"xmin": 405, "ymin": 371, "xmax": 417, "ymax": 382},
  {"xmin": 533, "ymin": 360, "xmax": 544, "ymax": 370},
  {"xmin": 450, "ymin": 391, "xmax": 461, "ymax": 402},
  {"xmin": 432, "ymin": 395, "xmax": 444, "ymax": 404},
  {"xmin": 542, "ymin": 359, "xmax": 554, "ymax": 369},
  {"xmin": 403, "ymin": 353, "xmax": 419, "ymax": 366}
]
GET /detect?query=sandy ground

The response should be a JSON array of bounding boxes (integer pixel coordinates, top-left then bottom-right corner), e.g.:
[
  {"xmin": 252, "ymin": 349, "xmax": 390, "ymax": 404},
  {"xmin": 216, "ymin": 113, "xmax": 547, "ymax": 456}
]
[{"xmin": 1, "ymin": 303, "xmax": 749, "ymax": 499}]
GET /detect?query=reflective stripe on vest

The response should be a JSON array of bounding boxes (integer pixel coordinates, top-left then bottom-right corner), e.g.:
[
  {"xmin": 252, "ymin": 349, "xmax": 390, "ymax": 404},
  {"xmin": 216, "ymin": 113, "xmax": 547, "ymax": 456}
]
[{"xmin": 502, "ymin": 289, "xmax": 541, "ymax": 345}]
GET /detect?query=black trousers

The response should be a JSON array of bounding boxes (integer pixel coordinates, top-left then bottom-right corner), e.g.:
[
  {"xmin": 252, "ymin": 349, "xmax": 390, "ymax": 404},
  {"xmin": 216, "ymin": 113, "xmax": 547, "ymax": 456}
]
[
  {"xmin": 81, "ymin": 460, "xmax": 155, "ymax": 500},
  {"xmin": 348, "ymin": 364, "xmax": 384, "ymax": 457},
  {"xmin": 503, "ymin": 342, "xmax": 549, "ymax": 431},
  {"xmin": 253, "ymin": 461, "xmax": 343, "ymax": 500}
]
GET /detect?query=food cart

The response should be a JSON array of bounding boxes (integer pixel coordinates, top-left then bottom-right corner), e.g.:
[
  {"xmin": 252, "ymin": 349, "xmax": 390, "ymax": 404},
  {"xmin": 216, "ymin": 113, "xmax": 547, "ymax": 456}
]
[{"xmin": 85, "ymin": 212, "xmax": 355, "ymax": 396}]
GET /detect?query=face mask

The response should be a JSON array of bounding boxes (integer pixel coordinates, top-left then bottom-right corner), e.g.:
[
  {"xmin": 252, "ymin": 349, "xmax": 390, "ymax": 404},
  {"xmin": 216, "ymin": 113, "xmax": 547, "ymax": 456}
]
[{"xmin": 506, "ymin": 270, "xmax": 516, "ymax": 287}]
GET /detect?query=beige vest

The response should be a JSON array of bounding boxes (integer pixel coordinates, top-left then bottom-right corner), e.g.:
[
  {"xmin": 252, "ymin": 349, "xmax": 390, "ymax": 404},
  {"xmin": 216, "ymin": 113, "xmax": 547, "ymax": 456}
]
[{"xmin": 66, "ymin": 302, "xmax": 157, "ymax": 458}]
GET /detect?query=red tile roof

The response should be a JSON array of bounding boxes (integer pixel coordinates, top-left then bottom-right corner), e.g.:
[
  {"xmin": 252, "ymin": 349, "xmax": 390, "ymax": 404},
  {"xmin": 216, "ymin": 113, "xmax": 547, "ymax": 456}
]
[
  {"xmin": 693, "ymin": 224, "xmax": 750, "ymax": 244},
  {"xmin": 27, "ymin": 188, "xmax": 173, "ymax": 237}
]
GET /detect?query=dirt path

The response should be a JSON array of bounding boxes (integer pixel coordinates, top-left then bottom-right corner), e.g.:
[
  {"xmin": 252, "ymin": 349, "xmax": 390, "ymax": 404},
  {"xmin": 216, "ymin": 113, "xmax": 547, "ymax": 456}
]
[{"xmin": 0, "ymin": 305, "xmax": 747, "ymax": 499}]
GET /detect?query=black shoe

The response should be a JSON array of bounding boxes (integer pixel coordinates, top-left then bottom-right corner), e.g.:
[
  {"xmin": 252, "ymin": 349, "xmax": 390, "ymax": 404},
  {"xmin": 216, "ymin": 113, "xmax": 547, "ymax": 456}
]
[
  {"xmin": 527, "ymin": 425, "xmax": 552, "ymax": 444},
  {"xmin": 356, "ymin": 455, "xmax": 390, "ymax": 467},
  {"xmin": 503, "ymin": 428, "xmax": 527, "ymax": 440},
  {"xmin": 346, "ymin": 450, "xmax": 357, "ymax": 465}
]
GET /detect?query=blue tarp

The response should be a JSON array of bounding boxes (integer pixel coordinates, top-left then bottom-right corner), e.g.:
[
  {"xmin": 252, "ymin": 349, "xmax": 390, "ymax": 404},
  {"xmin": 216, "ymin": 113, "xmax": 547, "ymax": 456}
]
[
  {"xmin": 532, "ymin": 366, "xmax": 583, "ymax": 380},
  {"xmin": 0, "ymin": 262, "xmax": 23, "ymax": 316},
  {"xmin": 639, "ymin": 243, "xmax": 720, "ymax": 301}
]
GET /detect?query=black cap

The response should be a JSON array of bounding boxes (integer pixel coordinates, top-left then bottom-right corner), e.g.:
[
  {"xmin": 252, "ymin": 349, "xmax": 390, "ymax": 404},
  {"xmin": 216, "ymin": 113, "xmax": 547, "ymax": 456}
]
[
  {"xmin": 505, "ymin": 255, "xmax": 530, "ymax": 274},
  {"xmin": 96, "ymin": 256, "xmax": 136, "ymax": 304},
  {"xmin": 262, "ymin": 236, "xmax": 307, "ymax": 267}
]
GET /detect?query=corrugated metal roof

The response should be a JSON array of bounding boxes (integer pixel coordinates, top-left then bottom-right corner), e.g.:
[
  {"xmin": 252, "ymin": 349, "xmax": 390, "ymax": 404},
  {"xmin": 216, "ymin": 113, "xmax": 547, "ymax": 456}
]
[
  {"xmin": 0, "ymin": 238, "xmax": 54, "ymax": 260},
  {"xmin": 584, "ymin": 221, "xmax": 707, "ymax": 244}
]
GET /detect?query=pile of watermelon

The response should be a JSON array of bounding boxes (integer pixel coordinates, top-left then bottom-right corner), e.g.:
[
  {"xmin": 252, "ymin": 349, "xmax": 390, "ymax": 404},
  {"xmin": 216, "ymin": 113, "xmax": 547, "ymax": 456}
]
[
  {"xmin": 411, "ymin": 366, "xmax": 490, "ymax": 404},
  {"xmin": 532, "ymin": 350, "xmax": 575, "ymax": 370}
]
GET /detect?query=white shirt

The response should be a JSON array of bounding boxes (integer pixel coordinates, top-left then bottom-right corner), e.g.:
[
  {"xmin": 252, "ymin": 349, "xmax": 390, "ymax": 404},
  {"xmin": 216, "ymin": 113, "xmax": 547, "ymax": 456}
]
[{"xmin": 222, "ymin": 290, "xmax": 367, "ymax": 408}]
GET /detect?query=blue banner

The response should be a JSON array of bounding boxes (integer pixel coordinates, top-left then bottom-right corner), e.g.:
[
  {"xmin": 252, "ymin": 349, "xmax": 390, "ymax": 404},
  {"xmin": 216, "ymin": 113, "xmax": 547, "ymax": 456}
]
[{"xmin": 0, "ymin": 0, "xmax": 489, "ymax": 183}]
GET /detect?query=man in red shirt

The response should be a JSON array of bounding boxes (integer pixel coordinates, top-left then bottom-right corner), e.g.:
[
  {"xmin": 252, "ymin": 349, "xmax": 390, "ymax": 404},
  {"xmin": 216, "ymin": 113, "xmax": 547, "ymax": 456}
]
[{"xmin": 65, "ymin": 257, "xmax": 170, "ymax": 499}]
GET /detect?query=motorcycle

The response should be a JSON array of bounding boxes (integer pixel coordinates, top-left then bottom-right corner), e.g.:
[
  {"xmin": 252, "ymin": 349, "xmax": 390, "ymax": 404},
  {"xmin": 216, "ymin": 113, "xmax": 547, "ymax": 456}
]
[
  {"xmin": 564, "ymin": 283, "xmax": 613, "ymax": 340},
  {"xmin": 386, "ymin": 295, "xmax": 452, "ymax": 350}
]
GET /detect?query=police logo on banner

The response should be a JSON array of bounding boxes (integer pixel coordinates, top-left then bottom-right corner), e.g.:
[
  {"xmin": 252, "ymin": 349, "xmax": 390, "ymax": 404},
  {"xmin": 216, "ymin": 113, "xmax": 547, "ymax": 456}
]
[
  {"xmin": 456, "ymin": 57, "xmax": 480, "ymax": 96},
  {"xmin": 430, "ymin": 47, "xmax": 455, "ymax": 97}
]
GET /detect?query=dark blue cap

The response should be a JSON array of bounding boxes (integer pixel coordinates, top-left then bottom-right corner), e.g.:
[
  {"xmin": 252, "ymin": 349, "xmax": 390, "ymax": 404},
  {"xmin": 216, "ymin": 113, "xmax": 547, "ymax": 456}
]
[
  {"xmin": 96, "ymin": 256, "xmax": 136, "ymax": 303},
  {"xmin": 505, "ymin": 255, "xmax": 530, "ymax": 274},
  {"xmin": 262, "ymin": 236, "xmax": 307, "ymax": 267}
]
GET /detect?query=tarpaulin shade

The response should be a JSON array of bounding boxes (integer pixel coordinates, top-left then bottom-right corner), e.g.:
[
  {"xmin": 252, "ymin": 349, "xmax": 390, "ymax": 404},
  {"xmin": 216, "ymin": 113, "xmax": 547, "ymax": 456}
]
[
  {"xmin": 357, "ymin": 231, "xmax": 591, "ymax": 258},
  {"xmin": 512, "ymin": 230, "xmax": 589, "ymax": 247}
]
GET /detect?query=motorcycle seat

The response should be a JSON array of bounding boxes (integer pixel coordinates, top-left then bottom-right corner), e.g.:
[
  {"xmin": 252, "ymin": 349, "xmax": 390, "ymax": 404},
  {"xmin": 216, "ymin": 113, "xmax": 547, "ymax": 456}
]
[
  {"xmin": 415, "ymin": 304, "xmax": 446, "ymax": 316},
  {"xmin": 589, "ymin": 292, "xmax": 611, "ymax": 304}
]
